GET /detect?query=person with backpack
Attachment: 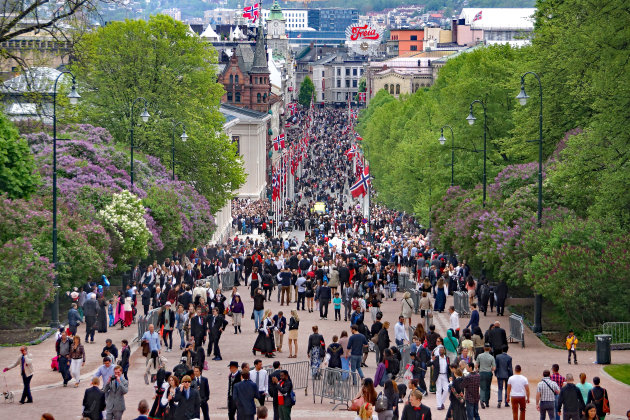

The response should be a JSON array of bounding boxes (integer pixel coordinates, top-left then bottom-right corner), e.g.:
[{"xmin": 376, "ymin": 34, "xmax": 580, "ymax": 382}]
[{"xmin": 586, "ymin": 377, "xmax": 610, "ymax": 419}]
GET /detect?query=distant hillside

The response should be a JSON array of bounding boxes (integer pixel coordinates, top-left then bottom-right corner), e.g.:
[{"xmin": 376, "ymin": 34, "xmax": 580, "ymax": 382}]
[{"xmin": 100, "ymin": 0, "xmax": 536, "ymax": 22}]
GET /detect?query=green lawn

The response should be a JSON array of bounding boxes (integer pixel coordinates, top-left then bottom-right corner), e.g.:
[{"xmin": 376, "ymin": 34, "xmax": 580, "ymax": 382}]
[{"xmin": 604, "ymin": 364, "xmax": 630, "ymax": 386}]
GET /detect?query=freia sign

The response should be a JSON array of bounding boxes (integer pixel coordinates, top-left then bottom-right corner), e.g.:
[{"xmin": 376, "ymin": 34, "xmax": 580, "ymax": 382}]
[{"xmin": 345, "ymin": 24, "xmax": 383, "ymax": 56}]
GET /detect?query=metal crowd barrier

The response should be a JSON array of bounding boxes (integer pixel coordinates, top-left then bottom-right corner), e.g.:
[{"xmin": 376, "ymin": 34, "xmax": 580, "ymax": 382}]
[
  {"xmin": 220, "ymin": 271, "xmax": 236, "ymax": 291},
  {"xmin": 264, "ymin": 360, "xmax": 310, "ymax": 394},
  {"xmin": 397, "ymin": 344, "xmax": 412, "ymax": 380},
  {"xmin": 602, "ymin": 322, "xmax": 630, "ymax": 349},
  {"xmin": 409, "ymin": 290, "xmax": 420, "ymax": 314},
  {"xmin": 398, "ymin": 272, "xmax": 409, "ymax": 290},
  {"xmin": 454, "ymin": 291, "xmax": 470, "ymax": 316},
  {"xmin": 508, "ymin": 314, "xmax": 525, "ymax": 347},
  {"xmin": 136, "ymin": 308, "xmax": 160, "ymax": 342},
  {"xmin": 312, "ymin": 366, "xmax": 362, "ymax": 410}
]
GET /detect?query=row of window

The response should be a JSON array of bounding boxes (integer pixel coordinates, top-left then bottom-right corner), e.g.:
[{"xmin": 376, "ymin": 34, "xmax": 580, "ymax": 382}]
[
  {"xmin": 337, "ymin": 79, "xmax": 358, "ymax": 88},
  {"xmin": 336, "ymin": 68, "xmax": 364, "ymax": 76},
  {"xmin": 1, "ymin": 40, "xmax": 70, "ymax": 50},
  {"xmin": 228, "ymin": 74, "xmax": 268, "ymax": 85},
  {"xmin": 384, "ymin": 84, "xmax": 401, "ymax": 94},
  {"xmin": 225, "ymin": 92, "xmax": 269, "ymax": 104}
]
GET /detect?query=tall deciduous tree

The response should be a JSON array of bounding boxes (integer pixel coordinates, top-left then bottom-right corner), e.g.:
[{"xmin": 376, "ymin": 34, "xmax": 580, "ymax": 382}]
[
  {"xmin": 0, "ymin": 112, "xmax": 38, "ymax": 198},
  {"xmin": 71, "ymin": 15, "xmax": 244, "ymax": 212},
  {"xmin": 298, "ymin": 76, "xmax": 315, "ymax": 108}
]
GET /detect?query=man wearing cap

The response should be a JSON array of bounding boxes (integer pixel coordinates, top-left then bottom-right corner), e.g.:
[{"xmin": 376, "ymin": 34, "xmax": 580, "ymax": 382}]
[
  {"xmin": 227, "ymin": 361, "xmax": 242, "ymax": 420},
  {"xmin": 158, "ymin": 301, "xmax": 175, "ymax": 352},
  {"xmin": 173, "ymin": 374, "xmax": 201, "ymax": 420}
]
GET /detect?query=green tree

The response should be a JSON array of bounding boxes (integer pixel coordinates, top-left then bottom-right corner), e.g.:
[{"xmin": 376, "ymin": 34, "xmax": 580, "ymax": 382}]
[
  {"xmin": 0, "ymin": 113, "xmax": 39, "ymax": 199},
  {"xmin": 71, "ymin": 15, "xmax": 244, "ymax": 212},
  {"xmin": 298, "ymin": 76, "xmax": 315, "ymax": 108}
]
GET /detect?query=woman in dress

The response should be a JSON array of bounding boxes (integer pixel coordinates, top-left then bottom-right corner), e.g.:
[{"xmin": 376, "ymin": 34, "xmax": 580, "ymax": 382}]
[
  {"xmin": 287, "ymin": 309, "xmax": 300, "ymax": 358},
  {"xmin": 253, "ymin": 309, "xmax": 276, "ymax": 358},
  {"xmin": 212, "ymin": 288, "xmax": 226, "ymax": 315},
  {"xmin": 124, "ymin": 295, "xmax": 134, "ymax": 327},
  {"xmin": 113, "ymin": 290, "xmax": 126, "ymax": 329},
  {"xmin": 148, "ymin": 371, "xmax": 175, "ymax": 420},
  {"xmin": 68, "ymin": 335, "xmax": 85, "ymax": 387},
  {"xmin": 434, "ymin": 278, "xmax": 447, "ymax": 313},
  {"xmin": 307, "ymin": 325, "xmax": 325, "ymax": 377},
  {"xmin": 400, "ymin": 292, "xmax": 414, "ymax": 327},
  {"xmin": 230, "ymin": 294, "xmax": 244, "ymax": 334},
  {"xmin": 304, "ymin": 273, "xmax": 315, "ymax": 313},
  {"xmin": 97, "ymin": 296, "xmax": 108, "ymax": 333}
]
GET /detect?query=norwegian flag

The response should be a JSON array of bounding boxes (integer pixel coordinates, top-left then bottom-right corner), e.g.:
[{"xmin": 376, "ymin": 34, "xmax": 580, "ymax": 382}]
[
  {"xmin": 272, "ymin": 134, "xmax": 285, "ymax": 151},
  {"xmin": 243, "ymin": 3, "xmax": 260, "ymax": 22},
  {"xmin": 472, "ymin": 10, "xmax": 482, "ymax": 22},
  {"xmin": 350, "ymin": 166, "xmax": 371, "ymax": 198},
  {"xmin": 284, "ymin": 120, "xmax": 292, "ymax": 128},
  {"xmin": 357, "ymin": 92, "xmax": 367, "ymax": 102},
  {"xmin": 271, "ymin": 167, "xmax": 279, "ymax": 201},
  {"xmin": 287, "ymin": 103, "xmax": 297, "ymax": 116},
  {"xmin": 355, "ymin": 155, "xmax": 364, "ymax": 178},
  {"xmin": 356, "ymin": 134, "xmax": 363, "ymax": 141},
  {"xmin": 346, "ymin": 144, "xmax": 357, "ymax": 160}
]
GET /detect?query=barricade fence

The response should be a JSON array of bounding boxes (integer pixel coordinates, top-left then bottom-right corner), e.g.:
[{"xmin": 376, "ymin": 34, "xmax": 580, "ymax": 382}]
[
  {"xmin": 397, "ymin": 344, "xmax": 411, "ymax": 380},
  {"xmin": 602, "ymin": 322, "xmax": 630, "ymax": 348},
  {"xmin": 136, "ymin": 308, "xmax": 159, "ymax": 342},
  {"xmin": 264, "ymin": 361, "xmax": 310, "ymax": 393},
  {"xmin": 312, "ymin": 366, "xmax": 362, "ymax": 410},
  {"xmin": 508, "ymin": 314, "xmax": 525, "ymax": 347},
  {"xmin": 398, "ymin": 272, "xmax": 410, "ymax": 291},
  {"xmin": 453, "ymin": 291, "xmax": 470, "ymax": 316},
  {"xmin": 220, "ymin": 271, "xmax": 236, "ymax": 291}
]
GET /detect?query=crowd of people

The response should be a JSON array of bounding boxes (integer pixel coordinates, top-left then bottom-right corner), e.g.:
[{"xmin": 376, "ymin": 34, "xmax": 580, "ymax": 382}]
[{"xmin": 3, "ymin": 105, "xmax": 623, "ymax": 420}]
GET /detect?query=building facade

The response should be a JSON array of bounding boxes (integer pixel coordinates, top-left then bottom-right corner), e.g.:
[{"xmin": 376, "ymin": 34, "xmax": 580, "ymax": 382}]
[
  {"xmin": 308, "ymin": 8, "xmax": 358, "ymax": 32},
  {"xmin": 262, "ymin": 8, "xmax": 308, "ymax": 30},
  {"xmin": 265, "ymin": 0, "xmax": 289, "ymax": 59},
  {"xmin": 218, "ymin": 24, "xmax": 273, "ymax": 113},
  {"xmin": 390, "ymin": 29, "xmax": 424, "ymax": 56}
]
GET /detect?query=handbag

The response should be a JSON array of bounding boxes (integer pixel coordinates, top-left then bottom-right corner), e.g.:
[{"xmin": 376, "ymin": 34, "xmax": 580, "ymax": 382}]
[
  {"xmin": 590, "ymin": 390, "xmax": 610, "ymax": 414},
  {"xmin": 375, "ymin": 392, "xmax": 388, "ymax": 413},
  {"xmin": 349, "ymin": 395, "xmax": 365, "ymax": 412}
]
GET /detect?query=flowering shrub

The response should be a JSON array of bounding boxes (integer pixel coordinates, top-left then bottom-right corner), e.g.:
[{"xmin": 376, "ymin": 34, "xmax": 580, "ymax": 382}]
[
  {"xmin": 0, "ymin": 238, "xmax": 55, "ymax": 327},
  {"xmin": 99, "ymin": 190, "xmax": 152, "ymax": 269}
]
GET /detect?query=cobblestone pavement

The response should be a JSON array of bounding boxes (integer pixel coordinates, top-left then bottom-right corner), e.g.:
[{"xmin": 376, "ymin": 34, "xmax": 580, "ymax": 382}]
[{"xmin": 1, "ymin": 268, "xmax": 628, "ymax": 419}]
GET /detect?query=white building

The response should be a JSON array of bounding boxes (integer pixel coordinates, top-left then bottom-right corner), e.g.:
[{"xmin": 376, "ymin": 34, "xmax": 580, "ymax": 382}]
[
  {"xmin": 161, "ymin": 8, "xmax": 182, "ymax": 21},
  {"xmin": 262, "ymin": 8, "xmax": 308, "ymax": 30},
  {"xmin": 458, "ymin": 8, "xmax": 536, "ymax": 47}
]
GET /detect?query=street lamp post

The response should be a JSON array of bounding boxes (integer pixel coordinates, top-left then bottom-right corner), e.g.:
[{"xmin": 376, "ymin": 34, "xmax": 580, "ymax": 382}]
[
  {"xmin": 171, "ymin": 122, "xmax": 188, "ymax": 181},
  {"xmin": 51, "ymin": 71, "xmax": 80, "ymax": 327},
  {"xmin": 517, "ymin": 71, "xmax": 544, "ymax": 334},
  {"xmin": 439, "ymin": 125, "xmax": 479, "ymax": 187},
  {"xmin": 466, "ymin": 99, "xmax": 488, "ymax": 208},
  {"xmin": 129, "ymin": 97, "xmax": 150, "ymax": 187}
]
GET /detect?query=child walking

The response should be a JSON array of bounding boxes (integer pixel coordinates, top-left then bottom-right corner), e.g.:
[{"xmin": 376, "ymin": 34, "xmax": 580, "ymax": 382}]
[{"xmin": 332, "ymin": 292, "xmax": 342, "ymax": 321}]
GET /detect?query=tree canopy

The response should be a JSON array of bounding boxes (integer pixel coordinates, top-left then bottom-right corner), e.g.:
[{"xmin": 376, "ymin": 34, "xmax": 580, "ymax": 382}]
[
  {"xmin": 298, "ymin": 76, "xmax": 315, "ymax": 108},
  {"xmin": 71, "ymin": 15, "xmax": 244, "ymax": 212},
  {"xmin": 0, "ymin": 113, "xmax": 39, "ymax": 199}
]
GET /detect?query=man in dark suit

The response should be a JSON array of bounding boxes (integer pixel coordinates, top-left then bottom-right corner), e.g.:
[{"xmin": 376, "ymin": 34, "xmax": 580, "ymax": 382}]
[
  {"xmin": 141, "ymin": 285, "xmax": 152, "ymax": 316},
  {"xmin": 82, "ymin": 377, "xmax": 106, "ymax": 420},
  {"xmin": 227, "ymin": 361, "xmax": 242, "ymax": 420},
  {"xmin": 190, "ymin": 307, "xmax": 207, "ymax": 352},
  {"xmin": 206, "ymin": 307, "xmax": 228, "ymax": 360},
  {"xmin": 83, "ymin": 294, "xmax": 99, "ymax": 343},
  {"xmin": 495, "ymin": 345, "xmax": 513, "ymax": 408},
  {"xmin": 233, "ymin": 371, "xmax": 258, "ymax": 420},
  {"xmin": 495, "ymin": 281, "xmax": 508, "ymax": 316},
  {"xmin": 191, "ymin": 366, "xmax": 210, "ymax": 420},
  {"xmin": 153, "ymin": 287, "xmax": 166, "ymax": 309},
  {"xmin": 184, "ymin": 264, "xmax": 195, "ymax": 288},
  {"xmin": 487, "ymin": 321, "xmax": 508, "ymax": 356},
  {"xmin": 173, "ymin": 375, "xmax": 201, "ymax": 420},
  {"xmin": 268, "ymin": 361, "xmax": 282, "ymax": 420}
]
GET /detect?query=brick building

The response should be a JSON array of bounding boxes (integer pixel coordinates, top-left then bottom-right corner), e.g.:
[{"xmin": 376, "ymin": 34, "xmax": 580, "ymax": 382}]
[{"xmin": 218, "ymin": 22, "xmax": 273, "ymax": 113}]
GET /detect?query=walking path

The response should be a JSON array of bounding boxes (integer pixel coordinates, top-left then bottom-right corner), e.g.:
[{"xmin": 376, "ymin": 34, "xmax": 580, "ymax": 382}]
[{"xmin": 1, "ymin": 270, "xmax": 628, "ymax": 419}]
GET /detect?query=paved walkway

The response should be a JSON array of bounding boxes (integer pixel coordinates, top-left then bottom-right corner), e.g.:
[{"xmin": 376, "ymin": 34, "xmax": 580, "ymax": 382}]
[{"xmin": 1, "ymin": 271, "xmax": 628, "ymax": 419}]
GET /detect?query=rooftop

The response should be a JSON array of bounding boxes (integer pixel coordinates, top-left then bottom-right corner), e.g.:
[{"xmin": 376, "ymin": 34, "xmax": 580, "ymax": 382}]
[{"xmin": 459, "ymin": 8, "xmax": 536, "ymax": 31}]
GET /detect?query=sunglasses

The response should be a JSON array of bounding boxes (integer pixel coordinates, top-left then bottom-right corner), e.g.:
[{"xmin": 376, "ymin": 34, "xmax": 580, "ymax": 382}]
[{"xmin": 183, "ymin": 380, "xmax": 191, "ymax": 383}]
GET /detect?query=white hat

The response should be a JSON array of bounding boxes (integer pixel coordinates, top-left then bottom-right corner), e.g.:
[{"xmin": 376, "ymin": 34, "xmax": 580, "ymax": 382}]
[{"xmin": 165, "ymin": 301, "xmax": 172, "ymax": 306}]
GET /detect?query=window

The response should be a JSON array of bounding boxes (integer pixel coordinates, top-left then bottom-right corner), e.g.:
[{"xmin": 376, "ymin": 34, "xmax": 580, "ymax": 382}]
[
  {"xmin": 410, "ymin": 45, "xmax": 418, "ymax": 51},
  {"xmin": 227, "ymin": 92, "xmax": 233, "ymax": 101},
  {"xmin": 337, "ymin": 68, "xmax": 341, "ymax": 76},
  {"xmin": 235, "ymin": 75, "xmax": 239, "ymax": 84},
  {"xmin": 352, "ymin": 80, "xmax": 357, "ymax": 87},
  {"xmin": 232, "ymin": 136, "xmax": 240, "ymax": 154},
  {"xmin": 337, "ymin": 80, "xmax": 341, "ymax": 88},
  {"xmin": 346, "ymin": 68, "xmax": 350, "ymax": 76},
  {"xmin": 346, "ymin": 80, "xmax": 350, "ymax": 87},
  {"xmin": 322, "ymin": 70, "xmax": 325, "ymax": 77},
  {"xmin": 410, "ymin": 35, "xmax": 417, "ymax": 40},
  {"xmin": 390, "ymin": 85, "xmax": 394, "ymax": 94},
  {"xmin": 396, "ymin": 84, "xmax": 400, "ymax": 94},
  {"xmin": 235, "ymin": 92, "xmax": 241, "ymax": 103},
  {"xmin": 384, "ymin": 84, "xmax": 388, "ymax": 92},
  {"xmin": 353, "ymin": 68, "xmax": 357, "ymax": 76},
  {"xmin": 257, "ymin": 93, "xmax": 262, "ymax": 103},
  {"xmin": 263, "ymin": 93, "xmax": 267, "ymax": 103},
  {"xmin": 229, "ymin": 74, "xmax": 233, "ymax": 84}
]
